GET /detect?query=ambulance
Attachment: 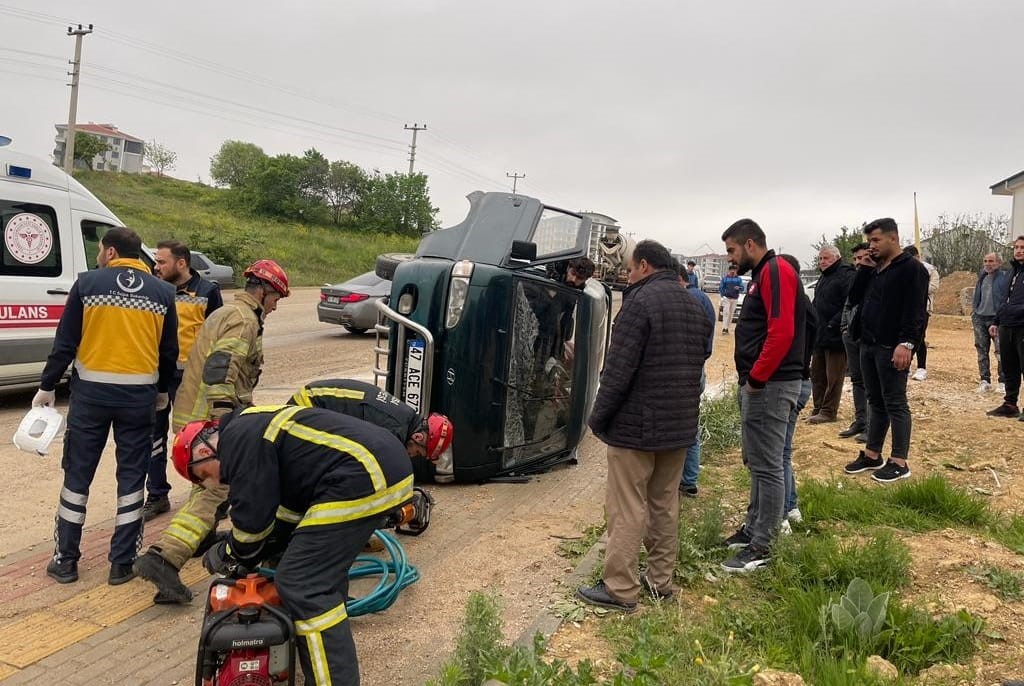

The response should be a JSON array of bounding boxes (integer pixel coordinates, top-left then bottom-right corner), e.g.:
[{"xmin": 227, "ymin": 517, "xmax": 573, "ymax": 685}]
[{"xmin": 0, "ymin": 138, "xmax": 126, "ymax": 388}]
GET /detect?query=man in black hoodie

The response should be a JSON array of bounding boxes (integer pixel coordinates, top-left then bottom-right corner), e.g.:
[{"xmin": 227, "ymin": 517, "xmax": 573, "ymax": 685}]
[
  {"xmin": 845, "ymin": 218, "xmax": 929, "ymax": 483},
  {"xmin": 987, "ymin": 236, "xmax": 1024, "ymax": 418},
  {"xmin": 808, "ymin": 246, "xmax": 855, "ymax": 424}
]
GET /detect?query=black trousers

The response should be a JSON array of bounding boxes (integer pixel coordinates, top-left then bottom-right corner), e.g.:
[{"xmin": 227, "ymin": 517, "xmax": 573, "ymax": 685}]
[
  {"xmin": 147, "ymin": 370, "xmax": 182, "ymax": 498},
  {"xmin": 860, "ymin": 343, "xmax": 911, "ymax": 459},
  {"xmin": 843, "ymin": 333, "xmax": 866, "ymax": 428},
  {"xmin": 1000, "ymin": 325, "xmax": 1024, "ymax": 405},
  {"xmin": 56, "ymin": 396, "xmax": 154, "ymax": 565},
  {"xmin": 913, "ymin": 313, "xmax": 930, "ymax": 369},
  {"xmin": 275, "ymin": 515, "xmax": 384, "ymax": 686}
]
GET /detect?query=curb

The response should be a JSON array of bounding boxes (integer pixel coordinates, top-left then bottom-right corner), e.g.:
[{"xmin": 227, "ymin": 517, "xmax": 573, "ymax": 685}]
[{"xmin": 512, "ymin": 534, "xmax": 605, "ymax": 648}]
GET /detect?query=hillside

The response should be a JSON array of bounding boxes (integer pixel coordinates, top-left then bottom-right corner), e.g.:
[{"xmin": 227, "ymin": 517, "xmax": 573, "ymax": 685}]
[{"xmin": 74, "ymin": 171, "xmax": 420, "ymax": 287}]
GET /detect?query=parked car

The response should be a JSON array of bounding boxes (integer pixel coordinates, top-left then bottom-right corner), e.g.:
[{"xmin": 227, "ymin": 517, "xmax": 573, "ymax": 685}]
[
  {"xmin": 318, "ymin": 271, "xmax": 391, "ymax": 334},
  {"xmin": 374, "ymin": 191, "xmax": 612, "ymax": 483},
  {"xmin": 701, "ymin": 274, "xmax": 720, "ymax": 293},
  {"xmin": 191, "ymin": 251, "xmax": 234, "ymax": 288}
]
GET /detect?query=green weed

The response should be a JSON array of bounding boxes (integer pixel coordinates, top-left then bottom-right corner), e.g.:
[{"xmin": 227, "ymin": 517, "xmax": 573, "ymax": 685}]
[
  {"xmin": 967, "ymin": 564, "xmax": 1024, "ymax": 601},
  {"xmin": 991, "ymin": 513, "xmax": 1024, "ymax": 554},
  {"xmin": 699, "ymin": 386, "xmax": 741, "ymax": 460},
  {"xmin": 558, "ymin": 522, "xmax": 606, "ymax": 563}
]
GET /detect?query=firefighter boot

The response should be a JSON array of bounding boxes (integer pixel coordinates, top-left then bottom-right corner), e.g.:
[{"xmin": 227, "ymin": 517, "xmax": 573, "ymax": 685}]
[{"xmin": 133, "ymin": 549, "xmax": 193, "ymax": 604}]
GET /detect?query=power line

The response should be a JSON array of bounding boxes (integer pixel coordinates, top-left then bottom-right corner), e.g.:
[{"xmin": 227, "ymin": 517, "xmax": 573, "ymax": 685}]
[
  {"xmin": 506, "ymin": 171, "xmax": 526, "ymax": 195},
  {"xmin": 404, "ymin": 123, "xmax": 426, "ymax": 174}
]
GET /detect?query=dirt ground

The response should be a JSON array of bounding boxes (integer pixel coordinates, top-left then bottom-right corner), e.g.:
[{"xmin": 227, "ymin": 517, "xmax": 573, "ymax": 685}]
[{"xmin": 548, "ymin": 312, "xmax": 1024, "ymax": 685}]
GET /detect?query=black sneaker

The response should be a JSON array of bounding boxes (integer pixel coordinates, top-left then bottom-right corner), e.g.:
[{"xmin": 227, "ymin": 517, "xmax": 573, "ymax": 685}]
[
  {"xmin": 109, "ymin": 563, "xmax": 136, "ymax": 585},
  {"xmin": 844, "ymin": 450, "xmax": 884, "ymax": 474},
  {"xmin": 141, "ymin": 495, "xmax": 170, "ymax": 522},
  {"xmin": 855, "ymin": 432, "xmax": 867, "ymax": 443},
  {"xmin": 679, "ymin": 484, "xmax": 698, "ymax": 498},
  {"xmin": 640, "ymin": 573, "xmax": 673, "ymax": 601},
  {"xmin": 576, "ymin": 581, "xmax": 637, "ymax": 613},
  {"xmin": 722, "ymin": 525, "xmax": 752, "ymax": 550},
  {"xmin": 721, "ymin": 544, "xmax": 770, "ymax": 573},
  {"xmin": 987, "ymin": 403, "xmax": 1020, "ymax": 418},
  {"xmin": 46, "ymin": 558, "xmax": 78, "ymax": 584},
  {"xmin": 872, "ymin": 461, "xmax": 911, "ymax": 483},
  {"xmin": 838, "ymin": 423, "xmax": 866, "ymax": 438},
  {"xmin": 133, "ymin": 550, "xmax": 193, "ymax": 604}
]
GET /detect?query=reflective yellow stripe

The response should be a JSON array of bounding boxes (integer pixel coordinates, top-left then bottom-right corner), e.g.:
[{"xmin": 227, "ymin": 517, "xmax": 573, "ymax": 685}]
[
  {"xmin": 232, "ymin": 520, "xmax": 275, "ymax": 543},
  {"xmin": 304, "ymin": 632, "xmax": 332, "ymax": 686},
  {"xmin": 306, "ymin": 388, "xmax": 366, "ymax": 401},
  {"xmin": 296, "ymin": 476, "xmax": 413, "ymax": 529},
  {"xmin": 291, "ymin": 388, "xmax": 312, "ymax": 406},
  {"xmin": 211, "ymin": 337, "xmax": 250, "ymax": 355},
  {"xmin": 283, "ymin": 423, "xmax": 386, "ymax": 491},
  {"xmin": 241, "ymin": 405, "xmax": 289, "ymax": 416},
  {"xmin": 276, "ymin": 505, "xmax": 303, "ymax": 524},
  {"xmin": 294, "ymin": 601, "xmax": 349, "ymax": 635},
  {"xmin": 262, "ymin": 406, "xmax": 306, "ymax": 441}
]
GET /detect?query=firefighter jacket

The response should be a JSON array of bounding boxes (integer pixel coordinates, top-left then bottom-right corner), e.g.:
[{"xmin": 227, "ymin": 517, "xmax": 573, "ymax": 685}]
[
  {"xmin": 289, "ymin": 378, "xmax": 422, "ymax": 445},
  {"xmin": 172, "ymin": 270, "xmax": 223, "ymax": 369},
  {"xmin": 172, "ymin": 291, "xmax": 264, "ymax": 431},
  {"xmin": 217, "ymin": 405, "xmax": 414, "ymax": 564},
  {"xmin": 40, "ymin": 257, "xmax": 178, "ymax": 406}
]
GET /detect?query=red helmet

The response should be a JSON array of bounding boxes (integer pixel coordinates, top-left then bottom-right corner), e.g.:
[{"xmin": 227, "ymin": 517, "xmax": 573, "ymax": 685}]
[
  {"xmin": 244, "ymin": 259, "xmax": 290, "ymax": 297},
  {"xmin": 172, "ymin": 419, "xmax": 219, "ymax": 483},
  {"xmin": 426, "ymin": 413, "xmax": 454, "ymax": 461}
]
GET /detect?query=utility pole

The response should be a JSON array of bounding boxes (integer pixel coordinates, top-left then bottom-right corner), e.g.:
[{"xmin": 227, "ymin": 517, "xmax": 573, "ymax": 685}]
[
  {"xmin": 506, "ymin": 171, "xmax": 525, "ymax": 195},
  {"xmin": 404, "ymin": 123, "xmax": 426, "ymax": 174},
  {"xmin": 63, "ymin": 23, "xmax": 93, "ymax": 174}
]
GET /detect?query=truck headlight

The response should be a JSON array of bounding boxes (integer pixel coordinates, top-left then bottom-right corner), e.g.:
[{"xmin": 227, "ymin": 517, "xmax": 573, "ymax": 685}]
[{"xmin": 445, "ymin": 260, "xmax": 474, "ymax": 329}]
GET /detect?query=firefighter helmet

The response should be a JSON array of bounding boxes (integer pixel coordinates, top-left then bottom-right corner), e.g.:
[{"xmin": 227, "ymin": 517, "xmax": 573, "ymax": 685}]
[
  {"xmin": 426, "ymin": 413, "xmax": 454, "ymax": 461},
  {"xmin": 243, "ymin": 259, "xmax": 290, "ymax": 297},
  {"xmin": 172, "ymin": 419, "xmax": 219, "ymax": 483}
]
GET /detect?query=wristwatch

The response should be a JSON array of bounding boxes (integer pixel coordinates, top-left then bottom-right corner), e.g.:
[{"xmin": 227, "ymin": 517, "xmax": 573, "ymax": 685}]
[{"xmin": 898, "ymin": 342, "xmax": 915, "ymax": 350}]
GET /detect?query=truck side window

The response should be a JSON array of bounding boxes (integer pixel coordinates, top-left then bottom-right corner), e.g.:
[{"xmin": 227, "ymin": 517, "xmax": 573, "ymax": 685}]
[
  {"xmin": 0, "ymin": 201, "xmax": 61, "ymax": 277},
  {"xmin": 79, "ymin": 220, "xmax": 118, "ymax": 270}
]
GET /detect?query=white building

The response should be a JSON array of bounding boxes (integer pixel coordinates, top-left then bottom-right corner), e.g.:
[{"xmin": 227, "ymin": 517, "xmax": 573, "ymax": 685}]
[
  {"xmin": 53, "ymin": 123, "xmax": 146, "ymax": 173},
  {"xmin": 991, "ymin": 170, "xmax": 1024, "ymax": 237}
]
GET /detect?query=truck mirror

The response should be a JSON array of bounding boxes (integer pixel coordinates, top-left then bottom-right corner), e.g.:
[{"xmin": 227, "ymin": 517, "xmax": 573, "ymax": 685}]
[{"xmin": 509, "ymin": 240, "xmax": 537, "ymax": 265}]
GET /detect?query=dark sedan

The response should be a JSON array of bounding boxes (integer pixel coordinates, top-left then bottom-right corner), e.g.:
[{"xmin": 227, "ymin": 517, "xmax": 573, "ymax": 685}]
[{"xmin": 317, "ymin": 271, "xmax": 391, "ymax": 334}]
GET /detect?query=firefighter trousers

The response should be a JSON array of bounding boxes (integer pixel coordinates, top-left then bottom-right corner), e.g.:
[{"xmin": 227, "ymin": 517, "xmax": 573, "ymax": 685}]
[
  {"xmin": 55, "ymin": 397, "xmax": 153, "ymax": 565},
  {"xmin": 152, "ymin": 481, "xmax": 229, "ymax": 569},
  {"xmin": 147, "ymin": 370, "xmax": 182, "ymax": 499},
  {"xmin": 275, "ymin": 515, "xmax": 384, "ymax": 686}
]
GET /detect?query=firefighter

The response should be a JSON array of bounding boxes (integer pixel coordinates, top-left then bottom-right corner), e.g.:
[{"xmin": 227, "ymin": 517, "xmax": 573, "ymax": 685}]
[
  {"xmin": 143, "ymin": 240, "xmax": 223, "ymax": 520},
  {"xmin": 35, "ymin": 227, "xmax": 178, "ymax": 585},
  {"xmin": 173, "ymin": 405, "xmax": 414, "ymax": 686},
  {"xmin": 133, "ymin": 259, "xmax": 289, "ymax": 603},
  {"xmin": 289, "ymin": 378, "xmax": 454, "ymax": 482}
]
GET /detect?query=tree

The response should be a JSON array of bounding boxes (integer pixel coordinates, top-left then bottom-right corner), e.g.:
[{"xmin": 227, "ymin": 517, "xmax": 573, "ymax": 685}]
[
  {"xmin": 811, "ymin": 224, "xmax": 867, "ymax": 265},
  {"xmin": 324, "ymin": 161, "xmax": 366, "ymax": 224},
  {"xmin": 922, "ymin": 212, "xmax": 1010, "ymax": 274},
  {"xmin": 145, "ymin": 139, "xmax": 177, "ymax": 177},
  {"xmin": 209, "ymin": 140, "xmax": 268, "ymax": 188},
  {"xmin": 72, "ymin": 132, "xmax": 109, "ymax": 170},
  {"xmin": 357, "ymin": 171, "xmax": 439, "ymax": 235},
  {"xmin": 296, "ymin": 148, "xmax": 330, "ymax": 205}
]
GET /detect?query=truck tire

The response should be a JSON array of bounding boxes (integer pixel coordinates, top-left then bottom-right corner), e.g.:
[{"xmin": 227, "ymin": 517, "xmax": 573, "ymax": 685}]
[{"xmin": 375, "ymin": 253, "xmax": 415, "ymax": 280}]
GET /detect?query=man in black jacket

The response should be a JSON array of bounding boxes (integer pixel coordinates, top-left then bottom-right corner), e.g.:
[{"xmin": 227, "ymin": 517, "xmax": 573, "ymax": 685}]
[
  {"xmin": 175, "ymin": 406, "xmax": 413, "ymax": 686},
  {"xmin": 576, "ymin": 240, "xmax": 711, "ymax": 611},
  {"xmin": 987, "ymin": 236, "xmax": 1024, "ymax": 418},
  {"xmin": 720, "ymin": 220, "xmax": 805, "ymax": 573},
  {"xmin": 808, "ymin": 246, "xmax": 855, "ymax": 424},
  {"xmin": 838, "ymin": 243, "xmax": 874, "ymax": 441},
  {"xmin": 845, "ymin": 218, "xmax": 929, "ymax": 482}
]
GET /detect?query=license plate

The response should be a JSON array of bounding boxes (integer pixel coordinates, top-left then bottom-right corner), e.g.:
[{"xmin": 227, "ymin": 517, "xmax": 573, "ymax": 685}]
[
  {"xmin": 404, "ymin": 340, "xmax": 425, "ymax": 413},
  {"xmin": 326, "ymin": 296, "xmax": 341, "ymax": 304}
]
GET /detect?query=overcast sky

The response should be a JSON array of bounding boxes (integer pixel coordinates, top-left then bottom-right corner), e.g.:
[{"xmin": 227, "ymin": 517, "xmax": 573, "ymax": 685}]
[{"xmin": 3, "ymin": 0, "xmax": 1021, "ymax": 265}]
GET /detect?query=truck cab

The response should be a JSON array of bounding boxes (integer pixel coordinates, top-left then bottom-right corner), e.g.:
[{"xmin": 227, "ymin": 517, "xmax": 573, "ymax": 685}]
[
  {"xmin": 374, "ymin": 191, "xmax": 611, "ymax": 483},
  {"xmin": 0, "ymin": 142, "xmax": 128, "ymax": 389}
]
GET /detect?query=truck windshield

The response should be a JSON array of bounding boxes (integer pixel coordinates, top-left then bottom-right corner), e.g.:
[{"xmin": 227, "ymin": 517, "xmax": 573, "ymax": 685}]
[{"xmin": 502, "ymin": 278, "xmax": 579, "ymax": 469}]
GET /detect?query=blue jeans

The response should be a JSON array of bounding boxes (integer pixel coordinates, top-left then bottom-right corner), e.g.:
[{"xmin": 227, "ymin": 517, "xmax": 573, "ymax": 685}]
[
  {"xmin": 783, "ymin": 378, "xmax": 812, "ymax": 513},
  {"xmin": 680, "ymin": 372, "xmax": 707, "ymax": 488},
  {"xmin": 740, "ymin": 379, "xmax": 801, "ymax": 548}
]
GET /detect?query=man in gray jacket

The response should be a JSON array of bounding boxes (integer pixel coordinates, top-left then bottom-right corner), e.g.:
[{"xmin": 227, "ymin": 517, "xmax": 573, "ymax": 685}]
[{"xmin": 577, "ymin": 240, "xmax": 712, "ymax": 611}]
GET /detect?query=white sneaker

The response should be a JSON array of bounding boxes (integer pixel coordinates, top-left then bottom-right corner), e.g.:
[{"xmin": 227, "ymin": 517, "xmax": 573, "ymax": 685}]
[
  {"xmin": 998, "ymin": 383, "xmax": 1006, "ymax": 395},
  {"xmin": 912, "ymin": 368, "xmax": 927, "ymax": 381},
  {"xmin": 779, "ymin": 519, "xmax": 792, "ymax": 535},
  {"xmin": 976, "ymin": 381, "xmax": 992, "ymax": 394},
  {"xmin": 786, "ymin": 507, "xmax": 803, "ymax": 523}
]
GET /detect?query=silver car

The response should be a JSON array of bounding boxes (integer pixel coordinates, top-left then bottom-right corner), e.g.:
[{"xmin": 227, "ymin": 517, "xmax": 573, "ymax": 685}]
[
  {"xmin": 317, "ymin": 271, "xmax": 391, "ymax": 334},
  {"xmin": 191, "ymin": 251, "xmax": 234, "ymax": 288}
]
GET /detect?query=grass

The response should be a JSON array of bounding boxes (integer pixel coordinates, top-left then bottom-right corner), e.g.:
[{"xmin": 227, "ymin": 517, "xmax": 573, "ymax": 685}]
[
  {"xmin": 967, "ymin": 564, "xmax": 1024, "ymax": 601},
  {"xmin": 558, "ymin": 522, "xmax": 606, "ymax": 563},
  {"xmin": 75, "ymin": 170, "xmax": 419, "ymax": 286}
]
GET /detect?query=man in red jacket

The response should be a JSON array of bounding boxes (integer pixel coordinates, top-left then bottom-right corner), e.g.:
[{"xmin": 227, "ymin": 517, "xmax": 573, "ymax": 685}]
[{"xmin": 720, "ymin": 219, "xmax": 806, "ymax": 574}]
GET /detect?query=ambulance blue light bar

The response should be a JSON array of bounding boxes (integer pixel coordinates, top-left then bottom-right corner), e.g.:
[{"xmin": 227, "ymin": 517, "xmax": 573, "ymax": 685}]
[{"xmin": 7, "ymin": 165, "xmax": 31, "ymax": 179}]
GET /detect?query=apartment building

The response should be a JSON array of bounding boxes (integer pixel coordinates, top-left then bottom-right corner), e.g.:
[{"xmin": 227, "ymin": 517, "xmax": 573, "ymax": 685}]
[{"xmin": 53, "ymin": 123, "xmax": 145, "ymax": 173}]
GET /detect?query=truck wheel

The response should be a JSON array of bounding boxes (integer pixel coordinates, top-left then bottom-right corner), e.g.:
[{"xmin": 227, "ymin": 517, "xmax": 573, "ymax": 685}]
[{"xmin": 375, "ymin": 253, "xmax": 415, "ymax": 280}]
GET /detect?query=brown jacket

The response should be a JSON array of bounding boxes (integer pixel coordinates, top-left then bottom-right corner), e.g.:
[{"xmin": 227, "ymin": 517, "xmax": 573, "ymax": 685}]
[{"xmin": 172, "ymin": 291, "xmax": 265, "ymax": 431}]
